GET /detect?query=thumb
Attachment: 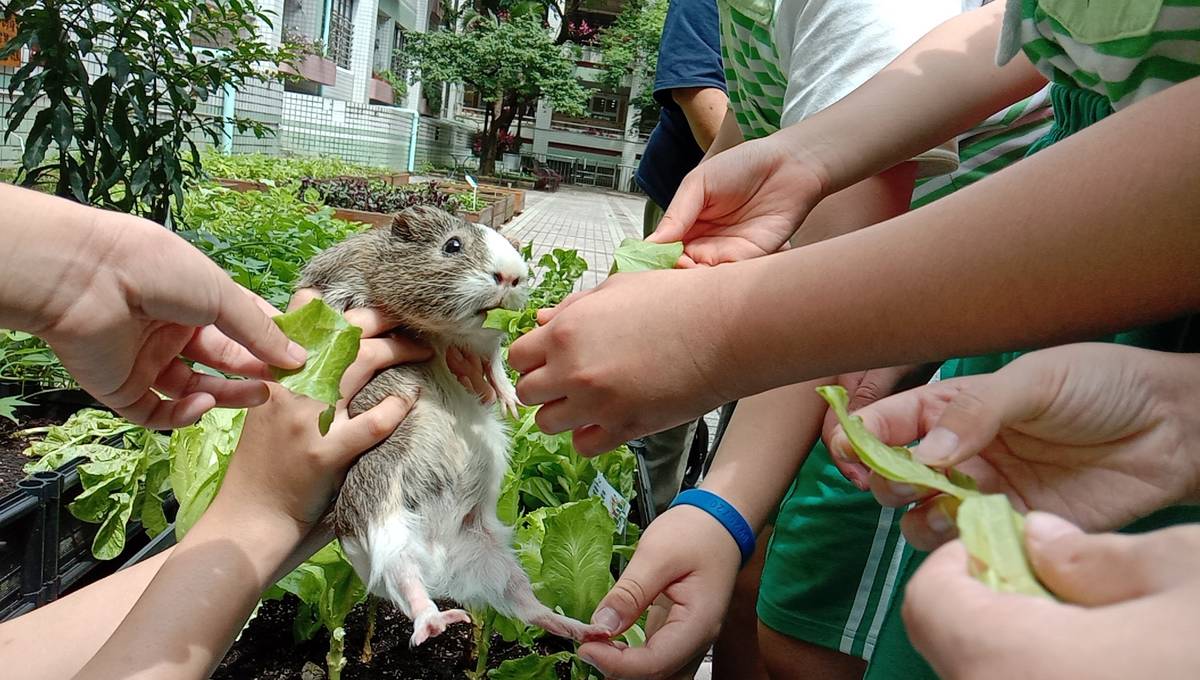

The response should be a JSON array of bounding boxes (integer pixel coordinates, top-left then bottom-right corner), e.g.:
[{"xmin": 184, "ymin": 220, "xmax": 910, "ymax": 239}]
[
  {"xmin": 911, "ymin": 373, "xmax": 1032, "ymax": 467},
  {"xmin": 1024, "ymin": 512, "xmax": 1188, "ymax": 606},
  {"xmin": 590, "ymin": 546, "xmax": 680, "ymax": 636},
  {"xmin": 650, "ymin": 173, "xmax": 704, "ymax": 244}
]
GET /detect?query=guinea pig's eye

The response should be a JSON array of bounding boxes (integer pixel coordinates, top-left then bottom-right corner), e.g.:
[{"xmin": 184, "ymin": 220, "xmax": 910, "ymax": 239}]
[{"xmin": 443, "ymin": 237, "xmax": 463, "ymax": 254}]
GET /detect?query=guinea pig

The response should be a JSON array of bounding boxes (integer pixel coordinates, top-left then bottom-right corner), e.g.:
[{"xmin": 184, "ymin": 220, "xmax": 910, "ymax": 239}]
[{"xmin": 298, "ymin": 206, "xmax": 606, "ymax": 646}]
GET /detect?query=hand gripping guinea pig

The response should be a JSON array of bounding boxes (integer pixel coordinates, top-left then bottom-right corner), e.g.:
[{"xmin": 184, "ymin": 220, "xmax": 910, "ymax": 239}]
[{"xmin": 297, "ymin": 206, "xmax": 608, "ymax": 647}]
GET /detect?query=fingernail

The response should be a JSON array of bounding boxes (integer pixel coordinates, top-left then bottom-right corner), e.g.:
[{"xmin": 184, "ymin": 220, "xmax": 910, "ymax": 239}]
[
  {"xmin": 926, "ymin": 499, "xmax": 955, "ymax": 535},
  {"xmin": 915, "ymin": 427, "xmax": 959, "ymax": 465},
  {"xmin": 886, "ymin": 480, "xmax": 918, "ymax": 499},
  {"xmin": 578, "ymin": 651, "xmax": 597, "ymax": 668},
  {"xmin": 288, "ymin": 342, "xmax": 308, "ymax": 365},
  {"xmin": 591, "ymin": 607, "xmax": 620, "ymax": 633},
  {"xmin": 1024, "ymin": 512, "xmax": 1081, "ymax": 548},
  {"xmin": 830, "ymin": 435, "xmax": 852, "ymax": 463}
]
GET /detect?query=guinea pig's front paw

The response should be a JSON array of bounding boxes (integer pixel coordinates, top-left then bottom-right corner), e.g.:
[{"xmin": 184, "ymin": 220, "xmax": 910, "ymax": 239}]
[
  {"xmin": 410, "ymin": 608, "xmax": 472, "ymax": 647},
  {"xmin": 495, "ymin": 383, "xmax": 522, "ymax": 420},
  {"xmin": 532, "ymin": 612, "xmax": 611, "ymax": 643}
]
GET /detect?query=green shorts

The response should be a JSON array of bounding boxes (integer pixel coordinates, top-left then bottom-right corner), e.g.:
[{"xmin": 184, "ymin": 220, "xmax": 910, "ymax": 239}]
[{"xmin": 757, "ymin": 443, "xmax": 907, "ymax": 661}]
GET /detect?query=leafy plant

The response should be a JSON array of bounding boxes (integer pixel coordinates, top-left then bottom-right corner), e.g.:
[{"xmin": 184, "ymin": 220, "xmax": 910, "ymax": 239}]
[
  {"xmin": 454, "ymin": 192, "xmax": 489, "ymax": 212},
  {"xmin": 263, "ymin": 541, "xmax": 366, "ymax": 680},
  {"xmin": 0, "ymin": 396, "xmax": 32, "ymax": 425},
  {"xmin": 178, "ymin": 185, "xmax": 367, "ymax": 308},
  {"xmin": 270, "ymin": 299, "xmax": 363, "ymax": 435},
  {"xmin": 396, "ymin": 14, "xmax": 588, "ymax": 175},
  {"xmin": 372, "ymin": 69, "xmax": 408, "ymax": 97},
  {"xmin": 819, "ymin": 385, "xmax": 1052, "ymax": 599},
  {"xmin": 0, "ymin": 330, "xmax": 77, "ymax": 395},
  {"xmin": 0, "ymin": 0, "xmax": 294, "ymax": 225},
  {"xmin": 282, "ymin": 27, "xmax": 326, "ymax": 58},
  {"xmin": 168, "ymin": 407, "xmax": 246, "ymax": 538},
  {"xmin": 23, "ymin": 409, "xmax": 171, "ymax": 559},
  {"xmin": 200, "ymin": 152, "xmax": 391, "ymax": 183},
  {"xmin": 298, "ymin": 177, "xmax": 457, "ymax": 215}
]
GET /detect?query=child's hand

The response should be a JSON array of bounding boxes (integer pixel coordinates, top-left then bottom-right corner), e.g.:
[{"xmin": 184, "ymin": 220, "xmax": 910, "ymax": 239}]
[
  {"xmin": 577, "ymin": 505, "xmax": 741, "ymax": 679},
  {"xmin": 649, "ymin": 137, "xmax": 826, "ymax": 266},
  {"xmin": 827, "ymin": 343, "xmax": 1200, "ymax": 549},
  {"xmin": 214, "ymin": 289, "xmax": 431, "ymax": 533},
  {"xmin": 509, "ymin": 267, "xmax": 733, "ymax": 455},
  {"xmin": 906, "ymin": 515, "xmax": 1200, "ymax": 680}
]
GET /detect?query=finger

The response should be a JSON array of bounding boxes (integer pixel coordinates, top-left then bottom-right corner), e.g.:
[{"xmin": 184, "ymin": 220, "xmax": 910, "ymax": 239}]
[
  {"xmin": 536, "ymin": 289, "xmax": 592, "ymax": 325},
  {"xmin": 288, "ymin": 287, "xmax": 321, "ymax": 312},
  {"xmin": 868, "ymin": 470, "xmax": 938, "ymax": 508},
  {"xmin": 650, "ymin": 174, "xmax": 703, "ymax": 243},
  {"xmin": 514, "ymin": 368, "xmax": 565, "ymax": 407},
  {"xmin": 464, "ymin": 350, "xmax": 489, "ymax": 396},
  {"xmin": 182, "ymin": 326, "xmax": 275, "ymax": 380},
  {"xmin": 332, "ymin": 395, "xmax": 414, "ymax": 460},
  {"xmin": 338, "ymin": 337, "xmax": 431, "ymax": 402},
  {"xmin": 343, "ymin": 307, "xmax": 402, "ymax": 339},
  {"xmin": 903, "ymin": 540, "xmax": 1058, "ymax": 680},
  {"xmin": 909, "ymin": 373, "xmax": 1042, "ymax": 467},
  {"xmin": 507, "ymin": 327, "xmax": 547, "ymax": 374},
  {"xmin": 580, "ymin": 602, "xmax": 720, "ymax": 680},
  {"xmin": 898, "ymin": 495, "xmax": 960, "ymax": 552},
  {"xmin": 104, "ymin": 324, "xmax": 196, "ymax": 409},
  {"xmin": 589, "ymin": 545, "xmax": 684, "ymax": 637},
  {"xmin": 213, "ymin": 277, "xmax": 308, "ymax": 369},
  {"xmin": 154, "ymin": 358, "xmax": 270, "ymax": 408},
  {"xmin": 573, "ymin": 424, "xmax": 625, "ymax": 457},
  {"xmin": 533, "ymin": 399, "xmax": 591, "ymax": 435},
  {"xmin": 116, "ymin": 389, "xmax": 216, "ymax": 430},
  {"xmin": 1024, "ymin": 512, "xmax": 1197, "ymax": 605}
]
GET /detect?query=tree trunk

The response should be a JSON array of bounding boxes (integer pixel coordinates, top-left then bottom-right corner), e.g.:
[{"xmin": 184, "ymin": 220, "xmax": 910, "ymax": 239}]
[{"xmin": 479, "ymin": 97, "xmax": 518, "ymax": 177}]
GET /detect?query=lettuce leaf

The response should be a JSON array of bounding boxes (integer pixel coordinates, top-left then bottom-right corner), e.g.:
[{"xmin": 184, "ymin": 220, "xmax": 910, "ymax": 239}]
[
  {"xmin": 609, "ymin": 238, "xmax": 683, "ymax": 274},
  {"xmin": 488, "ymin": 651, "xmax": 572, "ymax": 680},
  {"xmin": 169, "ymin": 407, "xmax": 246, "ymax": 538},
  {"xmin": 818, "ymin": 385, "xmax": 978, "ymax": 500},
  {"xmin": 536, "ymin": 498, "xmax": 616, "ymax": 622},
  {"xmin": 957, "ymin": 495, "xmax": 1053, "ymax": 598},
  {"xmin": 270, "ymin": 299, "xmax": 363, "ymax": 435}
]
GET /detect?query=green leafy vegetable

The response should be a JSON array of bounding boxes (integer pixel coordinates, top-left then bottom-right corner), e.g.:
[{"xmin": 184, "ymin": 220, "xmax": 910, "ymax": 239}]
[
  {"xmin": 488, "ymin": 651, "xmax": 572, "ymax": 680},
  {"xmin": 527, "ymin": 498, "xmax": 616, "ymax": 622},
  {"xmin": 818, "ymin": 385, "xmax": 1053, "ymax": 599},
  {"xmin": 271, "ymin": 299, "xmax": 363, "ymax": 435},
  {"xmin": 957, "ymin": 495, "xmax": 1053, "ymax": 598},
  {"xmin": 609, "ymin": 238, "xmax": 683, "ymax": 275},
  {"xmin": 21, "ymin": 410, "xmax": 171, "ymax": 559},
  {"xmin": 817, "ymin": 385, "xmax": 978, "ymax": 500},
  {"xmin": 0, "ymin": 395, "xmax": 32, "ymax": 424},
  {"xmin": 169, "ymin": 407, "xmax": 246, "ymax": 538}
]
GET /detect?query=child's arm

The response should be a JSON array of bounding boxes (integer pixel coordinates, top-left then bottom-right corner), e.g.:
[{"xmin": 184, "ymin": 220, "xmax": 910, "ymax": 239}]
[
  {"xmin": 511, "ymin": 76, "xmax": 1200, "ymax": 455},
  {"xmin": 653, "ymin": 1, "xmax": 1045, "ymax": 262}
]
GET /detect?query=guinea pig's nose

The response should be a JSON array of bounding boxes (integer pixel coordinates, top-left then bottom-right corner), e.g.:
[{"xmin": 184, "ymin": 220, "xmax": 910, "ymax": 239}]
[{"xmin": 494, "ymin": 271, "xmax": 520, "ymax": 287}]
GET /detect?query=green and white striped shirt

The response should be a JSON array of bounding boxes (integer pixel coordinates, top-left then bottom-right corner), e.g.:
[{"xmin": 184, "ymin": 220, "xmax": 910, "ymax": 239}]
[{"xmin": 999, "ymin": 0, "xmax": 1200, "ymax": 110}]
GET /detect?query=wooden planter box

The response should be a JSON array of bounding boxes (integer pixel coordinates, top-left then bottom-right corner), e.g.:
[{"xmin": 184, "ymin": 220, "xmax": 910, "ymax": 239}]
[
  {"xmin": 330, "ymin": 207, "xmax": 396, "ymax": 228},
  {"xmin": 214, "ymin": 178, "xmax": 269, "ymax": 192},
  {"xmin": 280, "ymin": 54, "xmax": 337, "ymax": 86},
  {"xmin": 456, "ymin": 203, "xmax": 495, "ymax": 228},
  {"xmin": 374, "ymin": 172, "xmax": 410, "ymax": 187},
  {"xmin": 443, "ymin": 181, "xmax": 525, "ymax": 217}
]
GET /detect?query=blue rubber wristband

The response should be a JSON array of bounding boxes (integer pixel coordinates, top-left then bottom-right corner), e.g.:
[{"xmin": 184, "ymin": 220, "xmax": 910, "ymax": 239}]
[{"xmin": 669, "ymin": 489, "xmax": 755, "ymax": 567}]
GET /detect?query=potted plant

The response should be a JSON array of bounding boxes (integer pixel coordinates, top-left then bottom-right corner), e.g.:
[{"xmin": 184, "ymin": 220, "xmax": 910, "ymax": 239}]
[{"xmin": 280, "ymin": 28, "xmax": 336, "ymax": 86}]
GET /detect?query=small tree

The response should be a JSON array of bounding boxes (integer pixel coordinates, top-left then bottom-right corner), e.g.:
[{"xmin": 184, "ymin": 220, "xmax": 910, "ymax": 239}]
[
  {"xmin": 0, "ymin": 0, "xmax": 291, "ymax": 225},
  {"xmin": 398, "ymin": 13, "xmax": 587, "ymax": 176},
  {"xmin": 596, "ymin": 0, "xmax": 667, "ymax": 123}
]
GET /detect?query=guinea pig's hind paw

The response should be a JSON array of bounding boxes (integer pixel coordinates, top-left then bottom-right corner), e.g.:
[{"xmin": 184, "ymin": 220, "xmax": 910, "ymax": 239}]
[
  {"xmin": 409, "ymin": 608, "xmax": 472, "ymax": 647},
  {"xmin": 533, "ymin": 613, "xmax": 610, "ymax": 643}
]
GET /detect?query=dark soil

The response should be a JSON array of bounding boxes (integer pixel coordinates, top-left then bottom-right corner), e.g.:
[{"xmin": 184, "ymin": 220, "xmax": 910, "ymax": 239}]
[
  {"xmin": 214, "ymin": 597, "xmax": 574, "ymax": 680},
  {"xmin": 0, "ymin": 416, "xmax": 64, "ymax": 498}
]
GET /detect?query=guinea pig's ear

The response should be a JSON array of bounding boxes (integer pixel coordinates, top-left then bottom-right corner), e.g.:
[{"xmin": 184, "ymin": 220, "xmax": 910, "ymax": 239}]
[{"xmin": 390, "ymin": 211, "xmax": 414, "ymax": 240}]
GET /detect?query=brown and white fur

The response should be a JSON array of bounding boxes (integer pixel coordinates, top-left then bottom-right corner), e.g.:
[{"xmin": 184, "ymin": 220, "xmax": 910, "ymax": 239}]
[{"xmin": 298, "ymin": 206, "xmax": 605, "ymax": 647}]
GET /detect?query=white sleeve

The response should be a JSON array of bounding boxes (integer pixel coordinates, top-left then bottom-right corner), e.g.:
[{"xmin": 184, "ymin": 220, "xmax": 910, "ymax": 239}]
[{"xmin": 773, "ymin": 0, "xmax": 962, "ymax": 177}]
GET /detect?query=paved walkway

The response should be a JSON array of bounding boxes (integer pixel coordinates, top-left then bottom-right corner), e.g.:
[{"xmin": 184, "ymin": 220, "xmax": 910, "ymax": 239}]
[
  {"xmin": 502, "ymin": 185, "xmax": 645, "ymax": 290},
  {"xmin": 501, "ymin": 186, "xmax": 716, "ymax": 680}
]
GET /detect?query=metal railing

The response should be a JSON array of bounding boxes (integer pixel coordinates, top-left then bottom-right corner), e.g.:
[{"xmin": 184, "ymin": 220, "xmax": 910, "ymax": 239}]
[{"xmin": 328, "ymin": 9, "xmax": 353, "ymax": 69}]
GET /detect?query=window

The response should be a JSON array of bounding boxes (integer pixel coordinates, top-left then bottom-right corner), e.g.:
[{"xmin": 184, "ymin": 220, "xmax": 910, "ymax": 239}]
[
  {"xmin": 588, "ymin": 94, "xmax": 620, "ymax": 122},
  {"xmin": 391, "ymin": 23, "xmax": 405, "ymax": 73},
  {"xmin": 328, "ymin": 0, "xmax": 354, "ymax": 69}
]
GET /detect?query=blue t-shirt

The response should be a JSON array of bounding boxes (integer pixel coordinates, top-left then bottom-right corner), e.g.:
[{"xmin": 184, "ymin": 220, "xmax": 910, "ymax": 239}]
[{"xmin": 635, "ymin": 0, "xmax": 726, "ymax": 210}]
